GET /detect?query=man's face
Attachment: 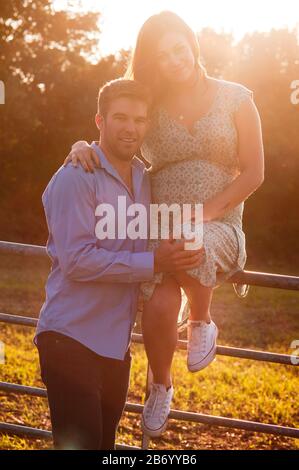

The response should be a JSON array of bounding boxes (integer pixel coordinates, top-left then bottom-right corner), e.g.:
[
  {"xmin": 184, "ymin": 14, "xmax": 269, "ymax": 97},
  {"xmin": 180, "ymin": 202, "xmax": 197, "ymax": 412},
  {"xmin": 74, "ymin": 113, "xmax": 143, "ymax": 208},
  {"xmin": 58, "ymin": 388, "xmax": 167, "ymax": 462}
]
[{"xmin": 96, "ymin": 96, "xmax": 149, "ymax": 162}]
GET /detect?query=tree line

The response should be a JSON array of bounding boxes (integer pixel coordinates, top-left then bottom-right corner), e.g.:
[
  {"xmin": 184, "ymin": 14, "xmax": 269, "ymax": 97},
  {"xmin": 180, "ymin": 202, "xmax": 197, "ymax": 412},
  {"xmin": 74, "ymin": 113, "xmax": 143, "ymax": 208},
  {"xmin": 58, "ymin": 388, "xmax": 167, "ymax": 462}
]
[{"xmin": 1, "ymin": 1, "xmax": 298, "ymax": 270}]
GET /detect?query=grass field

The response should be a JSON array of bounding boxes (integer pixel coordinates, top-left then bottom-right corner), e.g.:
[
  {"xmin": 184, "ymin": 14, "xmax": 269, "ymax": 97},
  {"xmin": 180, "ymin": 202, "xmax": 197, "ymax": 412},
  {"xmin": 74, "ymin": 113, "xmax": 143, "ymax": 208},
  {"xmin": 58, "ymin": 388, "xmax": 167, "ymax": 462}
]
[{"xmin": 0, "ymin": 251, "xmax": 298, "ymax": 450}]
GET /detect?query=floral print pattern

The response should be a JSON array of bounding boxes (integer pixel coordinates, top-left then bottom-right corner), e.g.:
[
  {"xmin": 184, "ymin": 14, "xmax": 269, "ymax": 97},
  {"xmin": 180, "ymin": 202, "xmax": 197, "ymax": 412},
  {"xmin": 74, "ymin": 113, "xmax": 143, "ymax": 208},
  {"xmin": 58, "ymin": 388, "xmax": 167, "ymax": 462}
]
[{"xmin": 140, "ymin": 79, "xmax": 253, "ymax": 302}]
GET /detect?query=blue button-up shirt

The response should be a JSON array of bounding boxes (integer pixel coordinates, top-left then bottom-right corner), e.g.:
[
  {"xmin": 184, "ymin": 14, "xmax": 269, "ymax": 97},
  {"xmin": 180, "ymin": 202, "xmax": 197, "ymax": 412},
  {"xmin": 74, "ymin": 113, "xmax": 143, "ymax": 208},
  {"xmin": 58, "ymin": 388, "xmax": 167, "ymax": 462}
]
[{"xmin": 34, "ymin": 142, "xmax": 154, "ymax": 360}]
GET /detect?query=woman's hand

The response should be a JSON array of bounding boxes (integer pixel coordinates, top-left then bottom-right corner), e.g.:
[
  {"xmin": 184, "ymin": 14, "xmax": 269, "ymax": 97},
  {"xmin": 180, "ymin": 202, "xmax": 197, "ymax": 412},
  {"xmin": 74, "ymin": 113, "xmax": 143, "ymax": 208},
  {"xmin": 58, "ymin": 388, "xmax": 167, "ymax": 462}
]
[{"xmin": 63, "ymin": 141, "xmax": 100, "ymax": 173}]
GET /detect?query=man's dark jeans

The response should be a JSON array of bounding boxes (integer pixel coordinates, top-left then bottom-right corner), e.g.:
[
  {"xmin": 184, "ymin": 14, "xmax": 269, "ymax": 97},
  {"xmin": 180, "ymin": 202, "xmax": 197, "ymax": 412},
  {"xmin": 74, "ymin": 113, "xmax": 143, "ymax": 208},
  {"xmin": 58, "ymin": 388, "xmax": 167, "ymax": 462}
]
[{"xmin": 36, "ymin": 331, "xmax": 131, "ymax": 450}]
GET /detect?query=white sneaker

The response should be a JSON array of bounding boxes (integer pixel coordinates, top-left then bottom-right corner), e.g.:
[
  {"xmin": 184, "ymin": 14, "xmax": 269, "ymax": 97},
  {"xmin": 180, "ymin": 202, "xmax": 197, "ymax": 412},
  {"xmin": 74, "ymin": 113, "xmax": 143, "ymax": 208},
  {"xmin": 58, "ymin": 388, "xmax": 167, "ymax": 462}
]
[
  {"xmin": 187, "ymin": 320, "xmax": 218, "ymax": 372},
  {"xmin": 141, "ymin": 383, "xmax": 174, "ymax": 437}
]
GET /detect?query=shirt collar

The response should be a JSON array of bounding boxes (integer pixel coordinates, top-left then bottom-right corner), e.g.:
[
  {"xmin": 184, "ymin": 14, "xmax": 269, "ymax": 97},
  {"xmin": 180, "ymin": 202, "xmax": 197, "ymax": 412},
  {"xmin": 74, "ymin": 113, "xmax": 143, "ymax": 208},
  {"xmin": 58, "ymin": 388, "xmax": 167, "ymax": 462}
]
[
  {"xmin": 91, "ymin": 142, "xmax": 147, "ymax": 199},
  {"xmin": 91, "ymin": 141, "xmax": 145, "ymax": 175}
]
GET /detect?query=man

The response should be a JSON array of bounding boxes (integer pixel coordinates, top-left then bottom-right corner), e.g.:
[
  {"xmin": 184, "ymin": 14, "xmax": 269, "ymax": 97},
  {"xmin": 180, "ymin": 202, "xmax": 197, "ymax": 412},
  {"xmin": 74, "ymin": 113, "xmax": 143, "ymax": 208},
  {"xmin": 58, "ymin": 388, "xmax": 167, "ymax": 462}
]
[{"xmin": 34, "ymin": 79, "xmax": 202, "ymax": 450}]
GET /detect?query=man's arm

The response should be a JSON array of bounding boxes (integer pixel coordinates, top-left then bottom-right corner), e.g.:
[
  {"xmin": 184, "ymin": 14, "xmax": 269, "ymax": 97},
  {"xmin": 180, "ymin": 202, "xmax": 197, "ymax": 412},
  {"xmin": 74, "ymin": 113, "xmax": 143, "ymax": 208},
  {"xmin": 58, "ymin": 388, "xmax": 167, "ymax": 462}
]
[{"xmin": 44, "ymin": 167, "xmax": 154, "ymax": 283}]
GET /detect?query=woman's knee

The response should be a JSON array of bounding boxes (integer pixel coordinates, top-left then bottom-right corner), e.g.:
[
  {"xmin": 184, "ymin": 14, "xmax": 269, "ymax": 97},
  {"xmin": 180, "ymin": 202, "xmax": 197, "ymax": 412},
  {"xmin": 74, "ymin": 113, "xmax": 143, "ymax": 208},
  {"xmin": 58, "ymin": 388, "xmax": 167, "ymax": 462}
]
[
  {"xmin": 143, "ymin": 276, "xmax": 181, "ymax": 324},
  {"xmin": 174, "ymin": 273, "xmax": 214, "ymax": 305}
]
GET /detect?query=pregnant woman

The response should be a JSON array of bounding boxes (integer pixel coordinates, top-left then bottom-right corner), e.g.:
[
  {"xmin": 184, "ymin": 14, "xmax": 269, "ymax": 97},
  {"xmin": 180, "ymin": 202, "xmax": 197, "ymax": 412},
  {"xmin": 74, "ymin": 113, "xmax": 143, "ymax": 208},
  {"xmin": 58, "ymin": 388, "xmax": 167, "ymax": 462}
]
[{"xmin": 64, "ymin": 11, "xmax": 264, "ymax": 437}]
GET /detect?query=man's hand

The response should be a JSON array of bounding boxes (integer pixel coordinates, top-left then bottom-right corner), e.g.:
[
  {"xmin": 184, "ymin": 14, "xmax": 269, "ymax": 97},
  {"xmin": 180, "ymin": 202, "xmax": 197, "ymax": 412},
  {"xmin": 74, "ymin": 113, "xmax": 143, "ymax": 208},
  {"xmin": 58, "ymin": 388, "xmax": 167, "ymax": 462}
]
[{"xmin": 154, "ymin": 239, "xmax": 204, "ymax": 274}]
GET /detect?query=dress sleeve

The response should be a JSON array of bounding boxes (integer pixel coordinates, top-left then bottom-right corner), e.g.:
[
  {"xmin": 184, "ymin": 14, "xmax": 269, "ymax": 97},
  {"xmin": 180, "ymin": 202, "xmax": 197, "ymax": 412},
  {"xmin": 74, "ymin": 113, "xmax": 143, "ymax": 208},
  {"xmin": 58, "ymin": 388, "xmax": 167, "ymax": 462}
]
[{"xmin": 231, "ymin": 84, "xmax": 253, "ymax": 113}]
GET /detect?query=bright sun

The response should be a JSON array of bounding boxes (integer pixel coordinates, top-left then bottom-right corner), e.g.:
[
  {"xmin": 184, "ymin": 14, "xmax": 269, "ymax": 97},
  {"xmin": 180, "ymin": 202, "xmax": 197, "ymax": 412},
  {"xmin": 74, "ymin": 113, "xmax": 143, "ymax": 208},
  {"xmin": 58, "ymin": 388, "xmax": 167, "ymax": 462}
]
[{"xmin": 53, "ymin": 0, "xmax": 299, "ymax": 57}]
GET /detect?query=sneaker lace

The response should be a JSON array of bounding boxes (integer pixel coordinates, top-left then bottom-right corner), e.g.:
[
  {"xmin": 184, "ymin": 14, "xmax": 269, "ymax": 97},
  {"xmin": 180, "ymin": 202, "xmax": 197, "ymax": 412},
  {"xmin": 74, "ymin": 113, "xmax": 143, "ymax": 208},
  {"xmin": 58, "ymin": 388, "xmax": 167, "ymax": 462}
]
[
  {"xmin": 190, "ymin": 322, "xmax": 208, "ymax": 353},
  {"xmin": 145, "ymin": 385, "xmax": 170, "ymax": 420}
]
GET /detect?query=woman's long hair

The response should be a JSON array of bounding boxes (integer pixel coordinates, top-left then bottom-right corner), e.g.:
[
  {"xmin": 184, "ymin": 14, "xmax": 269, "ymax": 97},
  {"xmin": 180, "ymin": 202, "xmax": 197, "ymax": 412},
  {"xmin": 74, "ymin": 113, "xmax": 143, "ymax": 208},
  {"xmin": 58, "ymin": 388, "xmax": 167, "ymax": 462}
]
[{"xmin": 125, "ymin": 11, "xmax": 207, "ymax": 107}]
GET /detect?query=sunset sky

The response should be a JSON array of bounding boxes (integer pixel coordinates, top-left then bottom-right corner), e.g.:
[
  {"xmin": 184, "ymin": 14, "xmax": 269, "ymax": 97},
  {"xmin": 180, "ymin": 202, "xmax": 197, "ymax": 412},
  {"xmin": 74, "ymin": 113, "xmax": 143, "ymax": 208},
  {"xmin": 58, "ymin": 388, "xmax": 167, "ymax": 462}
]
[{"xmin": 53, "ymin": 0, "xmax": 299, "ymax": 56}]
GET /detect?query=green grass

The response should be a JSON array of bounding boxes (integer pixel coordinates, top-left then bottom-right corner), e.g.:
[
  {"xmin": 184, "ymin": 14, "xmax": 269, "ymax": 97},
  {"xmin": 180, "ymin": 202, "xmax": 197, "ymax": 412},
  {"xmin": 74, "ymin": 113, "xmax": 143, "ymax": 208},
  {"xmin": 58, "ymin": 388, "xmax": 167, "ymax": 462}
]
[{"xmin": 0, "ymin": 252, "xmax": 298, "ymax": 450}]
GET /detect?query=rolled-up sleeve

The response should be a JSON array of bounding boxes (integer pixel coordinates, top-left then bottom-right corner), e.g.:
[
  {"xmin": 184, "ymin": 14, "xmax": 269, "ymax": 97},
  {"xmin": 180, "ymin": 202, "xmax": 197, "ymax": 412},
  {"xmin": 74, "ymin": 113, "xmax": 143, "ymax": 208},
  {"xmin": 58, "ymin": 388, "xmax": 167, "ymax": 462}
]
[{"xmin": 44, "ymin": 167, "xmax": 154, "ymax": 283}]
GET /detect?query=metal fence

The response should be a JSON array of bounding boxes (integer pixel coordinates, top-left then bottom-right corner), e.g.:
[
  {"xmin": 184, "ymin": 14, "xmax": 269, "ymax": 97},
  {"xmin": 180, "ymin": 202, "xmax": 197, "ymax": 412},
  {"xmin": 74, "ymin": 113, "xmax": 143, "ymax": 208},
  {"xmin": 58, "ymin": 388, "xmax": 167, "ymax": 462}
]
[{"xmin": 0, "ymin": 240, "xmax": 298, "ymax": 450}]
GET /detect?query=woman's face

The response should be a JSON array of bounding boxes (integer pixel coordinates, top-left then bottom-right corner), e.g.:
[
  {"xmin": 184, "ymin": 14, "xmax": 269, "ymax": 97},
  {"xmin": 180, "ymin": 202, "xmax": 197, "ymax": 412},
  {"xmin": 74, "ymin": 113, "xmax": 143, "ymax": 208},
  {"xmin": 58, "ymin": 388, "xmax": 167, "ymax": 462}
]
[{"xmin": 156, "ymin": 31, "xmax": 196, "ymax": 84}]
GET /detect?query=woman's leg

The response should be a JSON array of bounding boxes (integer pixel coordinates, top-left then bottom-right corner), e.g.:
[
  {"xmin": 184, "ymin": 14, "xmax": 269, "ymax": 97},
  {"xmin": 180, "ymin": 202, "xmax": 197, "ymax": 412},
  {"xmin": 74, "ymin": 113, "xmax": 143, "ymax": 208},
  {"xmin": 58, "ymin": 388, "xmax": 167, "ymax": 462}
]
[
  {"xmin": 174, "ymin": 272, "xmax": 214, "ymax": 322},
  {"xmin": 141, "ymin": 274, "xmax": 181, "ymax": 388},
  {"xmin": 174, "ymin": 272, "xmax": 218, "ymax": 373}
]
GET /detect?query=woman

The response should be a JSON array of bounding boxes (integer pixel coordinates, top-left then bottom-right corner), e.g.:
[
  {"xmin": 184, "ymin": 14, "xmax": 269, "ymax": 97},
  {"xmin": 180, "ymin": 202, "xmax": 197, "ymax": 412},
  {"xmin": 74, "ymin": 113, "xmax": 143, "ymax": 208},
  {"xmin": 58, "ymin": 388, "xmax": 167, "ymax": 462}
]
[{"xmin": 64, "ymin": 11, "xmax": 264, "ymax": 437}]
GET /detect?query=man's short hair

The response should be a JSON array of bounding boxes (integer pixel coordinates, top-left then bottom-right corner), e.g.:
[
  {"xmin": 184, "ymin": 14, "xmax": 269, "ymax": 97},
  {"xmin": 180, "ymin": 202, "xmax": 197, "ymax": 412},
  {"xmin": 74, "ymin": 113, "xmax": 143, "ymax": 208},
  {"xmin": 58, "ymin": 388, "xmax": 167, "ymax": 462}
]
[{"xmin": 97, "ymin": 79, "xmax": 152, "ymax": 117}]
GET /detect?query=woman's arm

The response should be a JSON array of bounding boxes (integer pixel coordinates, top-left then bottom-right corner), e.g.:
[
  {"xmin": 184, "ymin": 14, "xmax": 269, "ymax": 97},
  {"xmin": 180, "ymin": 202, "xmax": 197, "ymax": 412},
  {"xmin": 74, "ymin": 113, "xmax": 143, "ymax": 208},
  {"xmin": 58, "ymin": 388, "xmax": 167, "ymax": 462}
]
[
  {"xmin": 202, "ymin": 98, "xmax": 264, "ymax": 222},
  {"xmin": 64, "ymin": 141, "xmax": 100, "ymax": 173}
]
